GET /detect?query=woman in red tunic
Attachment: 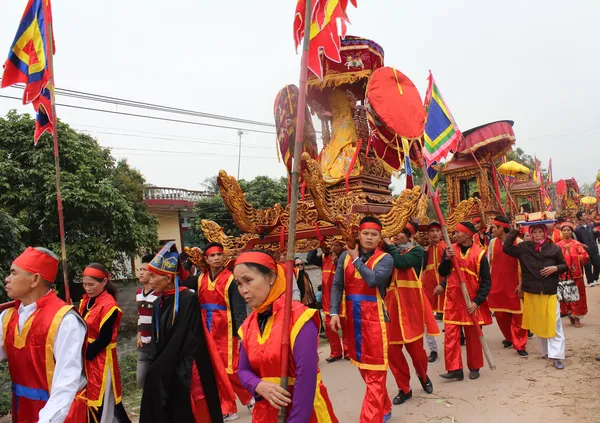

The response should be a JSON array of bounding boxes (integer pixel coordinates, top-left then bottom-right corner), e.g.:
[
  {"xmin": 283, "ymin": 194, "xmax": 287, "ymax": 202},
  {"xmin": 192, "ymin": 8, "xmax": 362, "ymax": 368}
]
[
  {"xmin": 235, "ymin": 251, "xmax": 338, "ymax": 423},
  {"xmin": 80, "ymin": 263, "xmax": 131, "ymax": 423},
  {"xmin": 556, "ymin": 221, "xmax": 590, "ymax": 327}
]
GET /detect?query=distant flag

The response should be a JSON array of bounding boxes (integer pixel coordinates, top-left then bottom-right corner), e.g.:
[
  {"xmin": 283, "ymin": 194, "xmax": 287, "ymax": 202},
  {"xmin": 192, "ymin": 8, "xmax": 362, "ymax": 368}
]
[
  {"xmin": 423, "ymin": 71, "xmax": 462, "ymax": 165},
  {"xmin": 293, "ymin": 0, "xmax": 357, "ymax": 80},
  {"xmin": 547, "ymin": 158, "xmax": 553, "ymax": 183},
  {"xmin": 1, "ymin": 0, "xmax": 55, "ymax": 104}
]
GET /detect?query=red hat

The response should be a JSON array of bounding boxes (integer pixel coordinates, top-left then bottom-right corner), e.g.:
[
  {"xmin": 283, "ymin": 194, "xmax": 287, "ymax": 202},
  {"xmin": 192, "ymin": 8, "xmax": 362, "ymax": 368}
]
[{"xmin": 12, "ymin": 247, "xmax": 59, "ymax": 283}]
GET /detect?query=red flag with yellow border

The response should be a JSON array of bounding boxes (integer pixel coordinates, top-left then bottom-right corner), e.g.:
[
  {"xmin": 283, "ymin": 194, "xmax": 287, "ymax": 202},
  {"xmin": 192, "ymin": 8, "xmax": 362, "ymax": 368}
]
[{"xmin": 293, "ymin": 0, "xmax": 357, "ymax": 80}]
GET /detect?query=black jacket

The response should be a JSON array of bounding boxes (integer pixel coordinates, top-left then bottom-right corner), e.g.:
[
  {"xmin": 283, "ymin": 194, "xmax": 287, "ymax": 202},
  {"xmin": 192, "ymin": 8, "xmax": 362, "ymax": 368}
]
[
  {"xmin": 140, "ymin": 290, "xmax": 222, "ymax": 423},
  {"xmin": 503, "ymin": 230, "xmax": 567, "ymax": 295}
]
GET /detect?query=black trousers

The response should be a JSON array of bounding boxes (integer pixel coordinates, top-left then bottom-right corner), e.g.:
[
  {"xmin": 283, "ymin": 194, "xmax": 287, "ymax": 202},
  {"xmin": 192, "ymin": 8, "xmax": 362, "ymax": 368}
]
[{"xmin": 584, "ymin": 251, "xmax": 600, "ymax": 283}]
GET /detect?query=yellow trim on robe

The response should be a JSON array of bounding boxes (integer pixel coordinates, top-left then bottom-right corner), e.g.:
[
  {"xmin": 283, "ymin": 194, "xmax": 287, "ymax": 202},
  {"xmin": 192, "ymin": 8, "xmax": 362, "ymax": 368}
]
[
  {"xmin": 13, "ymin": 309, "xmax": 39, "ymax": 349},
  {"xmin": 86, "ymin": 341, "xmax": 119, "ymax": 408},
  {"xmin": 290, "ymin": 309, "xmax": 318, "ymax": 350},
  {"xmin": 45, "ymin": 305, "xmax": 73, "ymax": 391},
  {"xmin": 256, "ymin": 315, "xmax": 275, "ymax": 345},
  {"xmin": 99, "ymin": 306, "xmax": 121, "ymax": 330},
  {"xmin": 224, "ymin": 274, "xmax": 235, "ymax": 374},
  {"xmin": 2, "ymin": 309, "xmax": 14, "ymax": 347},
  {"xmin": 261, "ymin": 374, "xmax": 333, "ymax": 422}
]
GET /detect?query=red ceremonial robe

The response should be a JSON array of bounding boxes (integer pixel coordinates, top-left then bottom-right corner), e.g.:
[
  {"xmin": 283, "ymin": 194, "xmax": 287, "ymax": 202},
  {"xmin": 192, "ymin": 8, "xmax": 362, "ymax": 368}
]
[
  {"xmin": 79, "ymin": 290, "xmax": 123, "ymax": 410},
  {"xmin": 473, "ymin": 231, "xmax": 490, "ymax": 252},
  {"xmin": 239, "ymin": 296, "xmax": 338, "ymax": 423},
  {"xmin": 197, "ymin": 269, "xmax": 251, "ymax": 412},
  {"xmin": 386, "ymin": 258, "xmax": 440, "ymax": 344},
  {"xmin": 3, "ymin": 291, "xmax": 87, "ymax": 422},
  {"xmin": 321, "ymin": 254, "xmax": 347, "ymax": 358},
  {"xmin": 422, "ymin": 242, "xmax": 446, "ymax": 313},
  {"xmin": 552, "ymin": 228, "xmax": 562, "ymax": 243},
  {"xmin": 197, "ymin": 269, "xmax": 236, "ymax": 374},
  {"xmin": 343, "ymin": 248, "xmax": 389, "ymax": 370},
  {"xmin": 557, "ymin": 239, "xmax": 589, "ymax": 317},
  {"xmin": 487, "ymin": 237, "xmax": 522, "ymax": 313},
  {"xmin": 443, "ymin": 244, "xmax": 492, "ymax": 326}
]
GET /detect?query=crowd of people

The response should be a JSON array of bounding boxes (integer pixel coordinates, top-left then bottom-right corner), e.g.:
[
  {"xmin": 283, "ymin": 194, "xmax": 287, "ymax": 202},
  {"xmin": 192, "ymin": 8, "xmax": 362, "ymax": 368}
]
[{"xmin": 0, "ymin": 210, "xmax": 598, "ymax": 423}]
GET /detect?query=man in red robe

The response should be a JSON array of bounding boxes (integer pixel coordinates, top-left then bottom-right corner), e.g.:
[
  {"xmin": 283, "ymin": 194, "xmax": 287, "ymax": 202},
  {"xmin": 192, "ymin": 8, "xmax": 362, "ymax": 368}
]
[
  {"xmin": 488, "ymin": 216, "xmax": 529, "ymax": 357},
  {"xmin": 330, "ymin": 216, "xmax": 394, "ymax": 423},
  {"xmin": 472, "ymin": 217, "xmax": 491, "ymax": 251},
  {"xmin": 307, "ymin": 241, "xmax": 349, "ymax": 362},
  {"xmin": 1, "ymin": 247, "xmax": 87, "ymax": 422},
  {"xmin": 197, "ymin": 242, "xmax": 253, "ymax": 420},
  {"xmin": 383, "ymin": 220, "xmax": 439, "ymax": 406},
  {"xmin": 435, "ymin": 221, "xmax": 492, "ymax": 381},
  {"xmin": 421, "ymin": 221, "xmax": 446, "ymax": 362}
]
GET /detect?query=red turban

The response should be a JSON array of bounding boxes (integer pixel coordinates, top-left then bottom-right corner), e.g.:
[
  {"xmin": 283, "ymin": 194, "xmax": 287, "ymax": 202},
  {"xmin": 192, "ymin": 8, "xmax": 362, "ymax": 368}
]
[{"xmin": 12, "ymin": 247, "xmax": 59, "ymax": 283}]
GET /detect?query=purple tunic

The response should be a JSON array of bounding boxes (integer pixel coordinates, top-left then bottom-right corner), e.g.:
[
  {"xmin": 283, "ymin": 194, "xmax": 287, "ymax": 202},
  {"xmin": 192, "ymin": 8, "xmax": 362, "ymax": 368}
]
[{"xmin": 238, "ymin": 319, "xmax": 319, "ymax": 423}]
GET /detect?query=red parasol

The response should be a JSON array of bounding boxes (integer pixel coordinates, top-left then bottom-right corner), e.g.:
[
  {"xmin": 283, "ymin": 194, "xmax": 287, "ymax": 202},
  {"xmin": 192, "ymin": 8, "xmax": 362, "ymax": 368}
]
[{"xmin": 454, "ymin": 120, "xmax": 516, "ymax": 161}]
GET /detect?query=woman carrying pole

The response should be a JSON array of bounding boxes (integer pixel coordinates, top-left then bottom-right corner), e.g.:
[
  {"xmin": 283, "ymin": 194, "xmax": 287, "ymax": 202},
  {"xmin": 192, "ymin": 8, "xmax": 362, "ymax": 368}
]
[{"xmin": 234, "ymin": 250, "xmax": 338, "ymax": 423}]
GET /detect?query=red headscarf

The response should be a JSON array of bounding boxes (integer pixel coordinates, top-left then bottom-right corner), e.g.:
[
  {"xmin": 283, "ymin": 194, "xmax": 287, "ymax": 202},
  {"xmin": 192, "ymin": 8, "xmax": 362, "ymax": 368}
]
[
  {"xmin": 12, "ymin": 247, "xmax": 59, "ymax": 283},
  {"xmin": 530, "ymin": 224, "xmax": 549, "ymax": 252}
]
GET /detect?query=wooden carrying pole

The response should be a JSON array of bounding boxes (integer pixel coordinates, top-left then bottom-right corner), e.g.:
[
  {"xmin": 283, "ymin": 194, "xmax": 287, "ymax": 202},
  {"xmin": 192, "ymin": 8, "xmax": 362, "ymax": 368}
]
[
  {"xmin": 46, "ymin": 20, "xmax": 71, "ymax": 303},
  {"xmin": 418, "ymin": 154, "xmax": 495, "ymax": 370},
  {"xmin": 279, "ymin": 0, "xmax": 312, "ymax": 420}
]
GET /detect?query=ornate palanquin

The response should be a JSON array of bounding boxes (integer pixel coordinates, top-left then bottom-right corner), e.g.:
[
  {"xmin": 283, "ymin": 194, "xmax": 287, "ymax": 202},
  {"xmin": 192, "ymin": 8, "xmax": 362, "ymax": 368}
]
[
  {"xmin": 442, "ymin": 120, "xmax": 516, "ymax": 223},
  {"xmin": 443, "ymin": 157, "xmax": 499, "ymax": 221},
  {"xmin": 509, "ymin": 173, "xmax": 542, "ymax": 215},
  {"xmin": 195, "ymin": 36, "xmax": 476, "ymax": 258},
  {"xmin": 556, "ymin": 178, "xmax": 582, "ymax": 218}
]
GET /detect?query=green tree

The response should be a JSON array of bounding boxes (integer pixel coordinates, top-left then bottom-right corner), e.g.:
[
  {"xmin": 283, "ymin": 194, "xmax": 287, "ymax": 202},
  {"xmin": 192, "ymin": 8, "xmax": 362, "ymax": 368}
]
[
  {"xmin": 579, "ymin": 182, "xmax": 596, "ymax": 196},
  {"xmin": 193, "ymin": 175, "xmax": 288, "ymax": 240},
  {"xmin": 0, "ymin": 111, "xmax": 158, "ymax": 298}
]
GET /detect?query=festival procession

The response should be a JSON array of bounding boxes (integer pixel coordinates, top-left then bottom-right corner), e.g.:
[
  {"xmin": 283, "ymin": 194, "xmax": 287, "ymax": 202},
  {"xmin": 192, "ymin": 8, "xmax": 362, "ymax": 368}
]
[{"xmin": 1, "ymin": 0, "xmax": 600, "ymax": 422}]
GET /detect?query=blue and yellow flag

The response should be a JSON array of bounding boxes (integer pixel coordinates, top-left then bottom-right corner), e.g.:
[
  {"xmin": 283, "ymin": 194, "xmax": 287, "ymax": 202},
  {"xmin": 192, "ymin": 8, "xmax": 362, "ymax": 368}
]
[
  {"xmin": 423, "ymin": 71, "xmax": 461, "ymax": 165},
  {"xmin": 32, "ymin": 81, "xmax": 53, "ymax": 141},
  {"xmin": 427, "ymin": 163, "xmax": 439, "ymax": 190},
  {"xmin": 1, "ymin": 0, "xmax": 54, "ymax": 105}
]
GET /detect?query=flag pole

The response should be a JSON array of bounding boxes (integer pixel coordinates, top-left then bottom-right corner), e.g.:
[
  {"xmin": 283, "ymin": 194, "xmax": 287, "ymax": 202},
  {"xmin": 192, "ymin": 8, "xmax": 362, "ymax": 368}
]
[
  {"xmin": 279, "ymin": 0, "xmax": 312, "ymax": 420},
  {"xmin": 45, "ymin": 20, "xmax": 71, "ymax": 304},
  {"xmin": 416, "ymin": 149, "xmax": 495, "ymax": 370}
]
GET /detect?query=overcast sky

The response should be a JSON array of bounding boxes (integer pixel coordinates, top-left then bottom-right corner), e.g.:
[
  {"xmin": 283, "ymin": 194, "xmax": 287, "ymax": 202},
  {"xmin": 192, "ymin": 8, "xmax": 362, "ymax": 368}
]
[{"xmin": 1, "ymin": 0, "xmax": 598, "ymax": 191}]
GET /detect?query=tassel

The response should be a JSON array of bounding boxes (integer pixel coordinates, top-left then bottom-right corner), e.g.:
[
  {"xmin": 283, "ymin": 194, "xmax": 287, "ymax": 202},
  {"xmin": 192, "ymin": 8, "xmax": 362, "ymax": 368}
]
[
  {"xmin": 315, "ymin": 222, "xmax": 324, "ymax": 242},
  {"xmin": 280, "ymin": 229, "xmax": 285, "ymax": 250},
  {"xmin": 301, "ymin": 179, "xmax": 306, "ymax": 201},
  {"xmin": 345, "ymin": 137, "xmax": 364, "ymax": 194}
]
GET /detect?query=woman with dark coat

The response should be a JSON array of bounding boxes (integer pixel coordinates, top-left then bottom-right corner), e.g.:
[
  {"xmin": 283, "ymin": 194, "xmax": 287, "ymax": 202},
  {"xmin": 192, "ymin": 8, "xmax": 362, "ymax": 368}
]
[{"xmin": 503, "ymin": 223, "xmax": 568, "ymax": 369}]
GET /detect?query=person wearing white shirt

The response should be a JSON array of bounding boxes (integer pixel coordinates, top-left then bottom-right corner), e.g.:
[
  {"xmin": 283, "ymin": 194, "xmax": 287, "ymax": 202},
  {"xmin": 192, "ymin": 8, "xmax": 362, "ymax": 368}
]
[{"xmin": 0, "ymin": 247, "xmax": 87, "ymax": 423}]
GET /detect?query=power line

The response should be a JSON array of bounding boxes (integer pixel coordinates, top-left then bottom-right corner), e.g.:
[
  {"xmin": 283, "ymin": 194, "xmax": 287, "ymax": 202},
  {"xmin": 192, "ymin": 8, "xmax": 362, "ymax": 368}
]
[
  {"xmin": 0, "ymin": 94, "xmax": 278, "ymax": 135},
  {"xmin": 78, "ymin": 129, "xmax": 273, "ymax": 150},
  {"xmin": 2, "ymin": 81, "xmax": 277, "ymax": 129},
  {"xmin": 110, "ymin": 146, "xmax": 276, "ymax": 160}
]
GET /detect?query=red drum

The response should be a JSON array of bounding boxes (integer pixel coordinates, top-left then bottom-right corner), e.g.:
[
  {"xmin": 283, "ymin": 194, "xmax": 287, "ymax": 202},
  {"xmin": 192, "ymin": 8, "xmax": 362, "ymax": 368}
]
[{"xmin": 366, "ymin": 67, "xmax": 425, "ymax": 171}]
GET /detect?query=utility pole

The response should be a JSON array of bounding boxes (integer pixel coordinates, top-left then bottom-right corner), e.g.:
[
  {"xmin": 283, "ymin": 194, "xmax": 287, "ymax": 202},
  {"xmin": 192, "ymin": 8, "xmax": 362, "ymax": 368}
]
[{"xmin": 237, "ymin": 130, "xmax": 244, "ymax": 179}]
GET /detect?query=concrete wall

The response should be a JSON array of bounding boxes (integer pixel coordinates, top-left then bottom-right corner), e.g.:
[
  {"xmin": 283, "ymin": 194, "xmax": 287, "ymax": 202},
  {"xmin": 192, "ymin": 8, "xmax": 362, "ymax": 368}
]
[{"xmin": 155, "ymin": 212, "xmax": 182, "ymax": 247}]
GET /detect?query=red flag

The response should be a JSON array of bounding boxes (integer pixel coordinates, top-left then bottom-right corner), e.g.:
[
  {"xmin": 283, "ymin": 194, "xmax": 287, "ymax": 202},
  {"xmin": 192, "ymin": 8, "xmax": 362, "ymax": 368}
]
[{"xmin": 293, "ymin": 0, "xmax": 357, "ymax": 80}]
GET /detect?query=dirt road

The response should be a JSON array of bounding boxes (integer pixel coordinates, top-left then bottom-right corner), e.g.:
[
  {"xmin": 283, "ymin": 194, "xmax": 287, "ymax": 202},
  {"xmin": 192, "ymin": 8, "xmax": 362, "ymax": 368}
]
[{"xmin": 224, "ymin": 287, "xmax": 600, "ymax": 423}]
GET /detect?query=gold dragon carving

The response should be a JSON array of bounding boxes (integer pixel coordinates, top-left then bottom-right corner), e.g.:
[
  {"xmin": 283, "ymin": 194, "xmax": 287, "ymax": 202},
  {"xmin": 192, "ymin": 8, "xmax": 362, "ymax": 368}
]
[
  {"xmin": 217, "ymin": 170, "xmax": 283, "ymax": 233},
  {"xmin": 379, "ymin": 186, "xmax": 422, "ymax": 238}
]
